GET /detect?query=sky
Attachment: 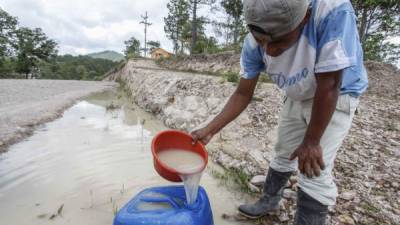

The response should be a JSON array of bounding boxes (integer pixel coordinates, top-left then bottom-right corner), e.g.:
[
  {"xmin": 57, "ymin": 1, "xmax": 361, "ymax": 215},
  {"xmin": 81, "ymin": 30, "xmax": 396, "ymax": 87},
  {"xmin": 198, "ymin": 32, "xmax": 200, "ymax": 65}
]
[
  {"xmin": 0, "ymin": 0, "xmax": 176, "ymax": 55},
  {"xmin": 1, "ymin": 0, "xmax": 399, "ymax": 67}
]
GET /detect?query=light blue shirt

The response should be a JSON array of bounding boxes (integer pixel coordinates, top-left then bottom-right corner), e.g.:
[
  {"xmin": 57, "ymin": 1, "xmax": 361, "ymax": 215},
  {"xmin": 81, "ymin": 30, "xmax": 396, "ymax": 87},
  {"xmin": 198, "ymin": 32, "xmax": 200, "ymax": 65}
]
[{"xmin": 240, "ymin": 0, "xmax": 368, "ymax": 100}]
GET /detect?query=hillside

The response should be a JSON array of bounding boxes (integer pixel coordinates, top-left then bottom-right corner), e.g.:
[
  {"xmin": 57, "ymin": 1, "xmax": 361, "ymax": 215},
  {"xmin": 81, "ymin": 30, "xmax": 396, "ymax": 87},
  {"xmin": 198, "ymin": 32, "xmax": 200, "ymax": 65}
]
[{"xmin": 87, "ymin": 50, "xmax": 124, "ymax": 62}]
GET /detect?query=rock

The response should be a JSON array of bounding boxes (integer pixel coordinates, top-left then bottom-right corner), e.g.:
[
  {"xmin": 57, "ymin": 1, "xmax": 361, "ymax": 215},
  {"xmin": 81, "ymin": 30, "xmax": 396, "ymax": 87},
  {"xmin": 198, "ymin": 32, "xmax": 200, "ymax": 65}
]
[
  {"xmin": 247, "ymin": 183, "xmax": 261, "ymax": 193},
  {"xmin": 391, "ymin": 181, "xmax": 399, "ymax": 188},
  {"xmin": 283, "ymin": 189, "xmax": 297, "ymax": 200},
  {"xmin": 278, "ymin": 212, "xmax": 290, "ymax": 222},
  {"xmin": 289, "ymin": 176, "xmax": 298, "ymax": 185},
  {"xmin": 340, "ymin": 191, "xmax": 357, "ymax": 201},
  {"xmin": 250, "ymin": 175, "xmax": 266, "ymax": 187},
  {"xmin": 279, "ymin": 198, "xmax": 288, "ymax": 210},
  {"xmin": 0, "ymin": 141, "xmax": 3, "ymax": 146},
  {"xmin": 338, "ymin": 215, "xmax": 355, "ymax": 225},
  {"xmin": 291, "ymin": 183, "xmax": 298, "ymax": 191},
  {"xmin": 389, "ymin": 138, "xmax": 400, "ymax": 146}
]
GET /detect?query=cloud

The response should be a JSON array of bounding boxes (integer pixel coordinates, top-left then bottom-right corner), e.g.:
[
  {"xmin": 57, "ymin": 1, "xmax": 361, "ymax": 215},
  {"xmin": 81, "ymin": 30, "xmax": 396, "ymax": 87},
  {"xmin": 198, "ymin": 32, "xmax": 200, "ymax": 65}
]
[{"xmin": 1, "ymin": 0, "xmax": 173, "ymax": 55}]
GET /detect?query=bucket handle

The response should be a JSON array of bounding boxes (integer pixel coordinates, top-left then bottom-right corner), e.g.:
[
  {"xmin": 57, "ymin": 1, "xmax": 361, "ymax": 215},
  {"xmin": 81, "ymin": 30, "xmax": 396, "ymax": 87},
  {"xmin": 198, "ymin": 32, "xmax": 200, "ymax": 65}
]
[{"xmin": 140, "ymin": 197, "xmax": 180, "ymax": 209}]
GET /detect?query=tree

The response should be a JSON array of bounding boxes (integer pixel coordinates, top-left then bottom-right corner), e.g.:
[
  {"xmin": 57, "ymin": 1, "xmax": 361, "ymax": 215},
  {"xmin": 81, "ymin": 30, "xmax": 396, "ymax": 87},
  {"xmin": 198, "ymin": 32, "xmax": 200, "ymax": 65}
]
[
  {"xmin": 38, "ymin": 55, "xmax": 118, "ymax": 80},
  {"xmin": 76, "ymin": 65, "xmax": 88, "ymax": 80},
  {"xmin": 220, "ymin": 0, "xmax": 244, "ymax": 46},
  {"xmin": 147, "ymin": 40, "xmax": 161, "ymax": 52},
  {"xmin": 0, "ymin": 8, "xmax": 18, "ymax": 65},
  {"xmin": 15, "ymin": 27, "xmax": 58, "ymax": 79},
  {"xmin": 181, "ymin": 16, "xmax": 219, "ymax": 53},
  {"xmin": 124, "ymin": 36, "xmax": 141, "ymax": 58},
  {"xmin": 195, "ymin": 35, "xmax": 220, "ymax": 54},
  {"xmin": 164, "ymin": 0, "xmax": 190, "ymax": 54},
  {"xmin": 189, "ymin": 0, "xmax": 216, "ymax": 54},
  {"xmin": 351, "ymin": 0, "xmax": 400, "ymax": 63},
  {"xmin": 212, "ymin": 17, "xmax": 232, "ymax": 47}
]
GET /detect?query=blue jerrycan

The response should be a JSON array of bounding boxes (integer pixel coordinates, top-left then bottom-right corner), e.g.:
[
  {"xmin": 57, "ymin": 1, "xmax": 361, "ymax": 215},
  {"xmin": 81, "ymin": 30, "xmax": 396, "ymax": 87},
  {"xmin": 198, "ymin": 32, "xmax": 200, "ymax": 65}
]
[{"xmin": 113, "ymin": 185, "xmax": 214, "ymax": 225}]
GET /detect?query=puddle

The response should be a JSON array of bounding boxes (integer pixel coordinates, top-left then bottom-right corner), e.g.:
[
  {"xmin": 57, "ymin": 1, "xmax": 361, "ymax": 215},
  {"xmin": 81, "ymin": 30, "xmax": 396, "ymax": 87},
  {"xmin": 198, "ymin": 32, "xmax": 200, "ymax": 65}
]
[{"xmin": 0, "ymin": 90, "xmax": 245, "ymax": 225}]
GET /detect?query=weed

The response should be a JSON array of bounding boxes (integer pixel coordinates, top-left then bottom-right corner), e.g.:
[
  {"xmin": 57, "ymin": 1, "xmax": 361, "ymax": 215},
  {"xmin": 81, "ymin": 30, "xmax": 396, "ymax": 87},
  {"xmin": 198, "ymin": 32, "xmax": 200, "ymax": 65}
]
[
  {"xmin": 386, "ymin": 120, "xmax": 399, "ymax": 131},
  {"xmin": 259, "ymin": 73, "xmax": 272, "ymax": 83},
  {"xmin": 361, "ymin": 201, "xmax": 381, "ymax": 214},
  {"xmin": 120, "ymin": 184, "xmax": 125, "ymax": 195},
  {"xmin": 105, "ymin": 102, "xmax": 121, "ymax": 111},
  {"xmin": 211, "ymin": 167, "xmax": 253, "ymax": 194},
  {"xmin": 113, "ymin": 203, "xmax": 119, "ymax": 216},
  {"xmin": 222, "ymin": 72, "xmax": 240, "ymax": 83},
  {"xmin": 37, "ymin": 214, "xmax": 47, "ymax": 219}
]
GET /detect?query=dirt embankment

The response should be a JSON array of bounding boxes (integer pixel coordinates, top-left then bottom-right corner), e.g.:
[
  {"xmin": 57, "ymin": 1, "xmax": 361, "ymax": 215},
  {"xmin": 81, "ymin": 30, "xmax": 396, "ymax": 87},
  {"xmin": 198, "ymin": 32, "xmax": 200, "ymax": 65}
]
[
  {"xmin": 0, "ymin": 79, "xmax": 117, "ymax": 152},
  {"xmin": 157, "ymin": 51, "xmax": 241, "ymax": 74},
  {"xmin": 107, "ymin": 57, "xmax": 399, "ymax": 225}
]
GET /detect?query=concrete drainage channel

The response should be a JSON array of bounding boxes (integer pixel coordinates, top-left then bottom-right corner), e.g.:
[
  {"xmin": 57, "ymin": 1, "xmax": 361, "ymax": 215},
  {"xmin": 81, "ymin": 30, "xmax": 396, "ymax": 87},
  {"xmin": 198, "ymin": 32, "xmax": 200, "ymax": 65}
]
[{"xmin": 0, "ymin": 89, "xmax": 251, "ymax": 225}]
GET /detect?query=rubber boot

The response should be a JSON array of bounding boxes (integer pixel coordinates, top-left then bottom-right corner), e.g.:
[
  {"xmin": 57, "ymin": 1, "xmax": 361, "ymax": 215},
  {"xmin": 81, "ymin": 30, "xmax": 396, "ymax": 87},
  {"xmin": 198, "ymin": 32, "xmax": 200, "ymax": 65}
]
[
  {"xmin": 293, "ymin": 189, "xmax": 328, "ymax": 225},
  {"xmin": 238, "ymin": 168, "xmax": 292, "ymax": 219}
]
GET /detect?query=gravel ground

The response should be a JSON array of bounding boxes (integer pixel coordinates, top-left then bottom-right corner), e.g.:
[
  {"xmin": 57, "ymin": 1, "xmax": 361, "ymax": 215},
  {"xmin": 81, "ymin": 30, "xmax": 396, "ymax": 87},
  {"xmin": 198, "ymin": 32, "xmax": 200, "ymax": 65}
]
[{"xmin": 0, "ymin": 79, "xmax": 117, "ymax": 152}]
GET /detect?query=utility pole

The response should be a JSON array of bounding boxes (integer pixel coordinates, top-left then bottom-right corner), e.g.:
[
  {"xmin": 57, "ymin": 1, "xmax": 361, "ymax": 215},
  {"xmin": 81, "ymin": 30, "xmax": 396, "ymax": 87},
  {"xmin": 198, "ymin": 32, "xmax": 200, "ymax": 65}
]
[{"xmin": 140, "ymin": 11, "xmax": 152, "ymax": 58}]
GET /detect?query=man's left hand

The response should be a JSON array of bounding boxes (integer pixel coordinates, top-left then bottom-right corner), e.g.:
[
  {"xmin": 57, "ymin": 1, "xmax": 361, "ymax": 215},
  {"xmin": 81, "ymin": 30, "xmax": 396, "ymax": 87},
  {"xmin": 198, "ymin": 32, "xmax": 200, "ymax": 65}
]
[{"xmin": 290, "ymin": 140, "xmax": 325, "ymax": 178}]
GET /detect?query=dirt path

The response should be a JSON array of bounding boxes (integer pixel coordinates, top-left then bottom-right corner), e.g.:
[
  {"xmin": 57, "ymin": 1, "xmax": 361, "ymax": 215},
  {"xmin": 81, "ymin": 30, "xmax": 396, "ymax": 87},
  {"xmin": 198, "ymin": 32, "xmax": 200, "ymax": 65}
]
[{"xmin": 0, "ymin": 79, "xmax": 117, "ymax": 152}]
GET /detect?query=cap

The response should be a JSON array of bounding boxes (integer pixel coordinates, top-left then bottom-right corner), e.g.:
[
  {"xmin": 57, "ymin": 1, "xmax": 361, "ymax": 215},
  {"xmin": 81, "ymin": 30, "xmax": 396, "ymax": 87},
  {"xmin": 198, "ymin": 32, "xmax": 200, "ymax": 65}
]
[{"xmin": 244, "ymin": 0, "xmax": 310, "ymax": 41}]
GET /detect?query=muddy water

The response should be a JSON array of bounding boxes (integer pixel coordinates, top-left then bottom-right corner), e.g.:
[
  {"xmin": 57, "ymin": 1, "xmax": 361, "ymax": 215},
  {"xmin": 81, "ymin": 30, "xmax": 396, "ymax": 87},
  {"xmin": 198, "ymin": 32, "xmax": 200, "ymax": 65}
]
[
  {"xmin": 0, "ymin": 90, "xmax": 244, "ymax": 225},
  {"xmin": 158, "ymin": 149, "xmax": 205, "ymax": 205}
]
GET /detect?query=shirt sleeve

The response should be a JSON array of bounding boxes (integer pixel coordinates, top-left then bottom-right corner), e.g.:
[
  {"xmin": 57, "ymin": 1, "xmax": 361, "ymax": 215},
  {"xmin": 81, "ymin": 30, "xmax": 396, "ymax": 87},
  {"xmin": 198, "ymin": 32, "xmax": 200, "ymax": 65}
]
[
  {"xmin": 240, "ymin": 34, "xmax": 266, "ymax": 79},
  {"xmin": 315, "ymin": 6, "xmax": 359, "ymax": 74}
]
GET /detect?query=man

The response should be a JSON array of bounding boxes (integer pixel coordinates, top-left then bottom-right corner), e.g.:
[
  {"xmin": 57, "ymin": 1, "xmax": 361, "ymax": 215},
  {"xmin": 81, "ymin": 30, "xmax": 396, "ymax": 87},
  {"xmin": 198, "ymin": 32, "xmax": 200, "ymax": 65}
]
[{"xmin": 191, "ymin": 0, "xmax": 368, "ymax": 224}]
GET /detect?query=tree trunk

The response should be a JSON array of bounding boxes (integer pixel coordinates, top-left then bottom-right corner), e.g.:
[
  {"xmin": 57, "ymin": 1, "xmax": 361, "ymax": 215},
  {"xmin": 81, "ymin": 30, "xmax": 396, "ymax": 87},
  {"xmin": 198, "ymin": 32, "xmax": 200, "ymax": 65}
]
[
  {"xmin": 190, "ymin": 0, "xmax": 198, "ymax": 55},
  {"xmin": 359, "ymin": 6, "xmax": 368, "ymax": 43},
  {"xmin": 233, "ymin": 18, "xmax": 239, "ymax": 45},
  {"xmin": 175, "ymin": 29, "xmax": 179, "ymax": 55},
  {"xmin": 225, "ymin": 17, "xmax": 231, "ymax": 46}
]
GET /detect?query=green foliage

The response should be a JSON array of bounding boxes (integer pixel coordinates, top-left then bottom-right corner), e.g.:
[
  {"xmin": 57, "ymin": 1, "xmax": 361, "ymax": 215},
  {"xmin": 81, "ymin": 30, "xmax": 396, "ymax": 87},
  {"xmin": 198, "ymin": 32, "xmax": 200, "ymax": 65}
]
[
  {"xmin": 164, "ymin": 0, "xmax": 190, "ymax": 54},
  {"xmin": 146, "ymin": 40, "xmax": 160, "ymax": 52},
  {"xmin": 259, "ymin": 73, "xmax": 271, "ymax": 83},
  {"xmin": 220, "ymin": 0, "xmax": 245, "ymax": 47},
  {"xmin": 193, "ymin": 36, "xmax": 221, "ymax": 54},
  {"xmin": 222, "ymin": 71, "xmax": 239, "ymax": 83},
  {"xmin": 351, "ymin": 0, "xmax": 400, "ymax": 63},
  {"xmin": 0, "ymin": 9, "xmax": 58, "ymax": 78},
  {"xmin": 188, "ymin": 0, "xmax": 216, "ymax": 54},
  {"xmin": 124, "ymin": 37, "xmax": 141, "ymax": 58},
  {"xmin": 181, "ymin": 16, "xmax": 224, "ymax": 54},
  {"xmin": 38, "ymin": 55, "xmax": 118, "ymax": 80},
  {"xmin": 0, "ymin": 57, "xmax": 16, "ymax": 78},
  {"xmin": 211, "ymin": 168, "xmax": 253, "ymax": 194},
  {"xmin": 14, "ymin": 27, "xmax": 58, "ymax": 78},
  {"xmin": 0, "ymin": 8, "xmax": 18, "ymax": 61}
]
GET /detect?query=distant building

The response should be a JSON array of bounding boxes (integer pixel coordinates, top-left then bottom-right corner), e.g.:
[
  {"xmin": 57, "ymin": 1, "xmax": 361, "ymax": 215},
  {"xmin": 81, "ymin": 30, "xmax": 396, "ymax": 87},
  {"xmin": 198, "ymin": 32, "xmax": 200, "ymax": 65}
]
[{"xmin": 150, "ymin": 48, "xmax": 173, "ymax": 59}]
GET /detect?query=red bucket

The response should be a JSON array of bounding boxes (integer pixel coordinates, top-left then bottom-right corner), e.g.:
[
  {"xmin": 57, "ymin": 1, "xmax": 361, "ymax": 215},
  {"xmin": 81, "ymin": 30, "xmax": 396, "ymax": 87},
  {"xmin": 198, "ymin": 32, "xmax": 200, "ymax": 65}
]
[{"xmin": 151, "ymin": 130, "xmax": 208, "ymax": 182}]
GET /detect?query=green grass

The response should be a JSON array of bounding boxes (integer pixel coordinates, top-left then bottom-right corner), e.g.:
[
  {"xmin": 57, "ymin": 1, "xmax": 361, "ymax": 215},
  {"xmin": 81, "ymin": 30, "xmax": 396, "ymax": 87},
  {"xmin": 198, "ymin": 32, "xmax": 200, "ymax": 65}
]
[
  {"xmin": 222, "ymin": 72, "xmax": 240, "ymax": 83},
  {"xmin": 211, "ymin": 167, "xmax": 254, "ymax": 194},
  {"xmin": 105, "ymin": 102, "xmax": 120, "ymax": 111},
  {"xmin": 361, "ymin": 201, "xmax": 381, "ymax": 214}
]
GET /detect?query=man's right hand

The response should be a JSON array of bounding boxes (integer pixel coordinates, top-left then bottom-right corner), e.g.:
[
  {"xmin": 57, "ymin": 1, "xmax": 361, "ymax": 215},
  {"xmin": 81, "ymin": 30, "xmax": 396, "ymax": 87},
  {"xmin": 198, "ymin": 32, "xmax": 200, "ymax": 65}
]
[{"xmin": 191, "ymin": 127, "xmax": 214, "ymax": 145}]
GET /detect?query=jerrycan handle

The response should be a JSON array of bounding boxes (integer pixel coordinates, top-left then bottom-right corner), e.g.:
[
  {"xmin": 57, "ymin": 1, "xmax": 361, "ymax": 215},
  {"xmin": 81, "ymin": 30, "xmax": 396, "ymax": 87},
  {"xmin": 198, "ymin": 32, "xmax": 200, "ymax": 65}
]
[{"xmin": 140, "ymin": 197, "xmax": 180, "ymax": 209}]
